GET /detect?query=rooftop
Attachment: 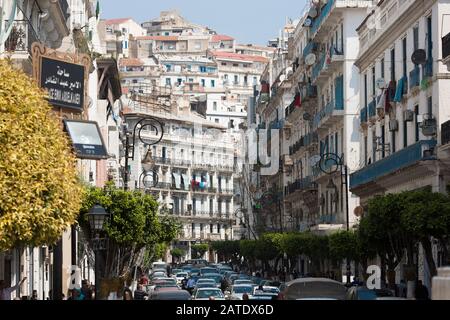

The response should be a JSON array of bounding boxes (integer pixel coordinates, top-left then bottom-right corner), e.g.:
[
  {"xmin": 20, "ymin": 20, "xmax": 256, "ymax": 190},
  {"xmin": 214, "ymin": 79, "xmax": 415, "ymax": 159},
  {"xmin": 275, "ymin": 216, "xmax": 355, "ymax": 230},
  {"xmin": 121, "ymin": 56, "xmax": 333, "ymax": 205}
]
[
  {"xmin": 209, "ymin": 50, "xmax": 269, "ymax": 63},
  {"xmin": 211, "ymin": 35, "xmax": 234, "ymax": 42},
  {"xmin": 104, "ymin": 18, "xmax": 132, "ymax": 25},
  {"xmin": 119, "ymin": 58, "xmax": 144, "ymax": 67},
  {"xmin": 135, "ymin": 35, "xmax": 179, "ymax": 41}
]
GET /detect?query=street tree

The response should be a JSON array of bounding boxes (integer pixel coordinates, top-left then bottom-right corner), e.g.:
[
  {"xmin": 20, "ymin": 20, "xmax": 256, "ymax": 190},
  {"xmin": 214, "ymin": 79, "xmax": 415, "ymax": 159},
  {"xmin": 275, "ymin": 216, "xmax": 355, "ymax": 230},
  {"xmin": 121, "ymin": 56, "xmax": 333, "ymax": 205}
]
[
  {"xmin": 191, "ymin": 244, "xmax": 209, "ymax": 259},
  {"xmin": 0, "ymin": 59, "xmax": 82, "ymax": 250}
]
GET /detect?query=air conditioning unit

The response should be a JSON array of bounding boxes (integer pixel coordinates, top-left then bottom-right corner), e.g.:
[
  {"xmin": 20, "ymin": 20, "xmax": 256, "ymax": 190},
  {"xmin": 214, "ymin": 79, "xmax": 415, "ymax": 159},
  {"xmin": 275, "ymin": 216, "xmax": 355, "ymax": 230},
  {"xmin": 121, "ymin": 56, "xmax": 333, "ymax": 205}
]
[
  {"xmin": 389, "ymin": 119, "xmax": 399, "ymax": 131},
  {"xmin": 421, "ymin": 118, "xmax": 437, "ymax": 136},
  {"xmin": 404, "ymin": 110, "xmax": 414, "ymax": 122}
]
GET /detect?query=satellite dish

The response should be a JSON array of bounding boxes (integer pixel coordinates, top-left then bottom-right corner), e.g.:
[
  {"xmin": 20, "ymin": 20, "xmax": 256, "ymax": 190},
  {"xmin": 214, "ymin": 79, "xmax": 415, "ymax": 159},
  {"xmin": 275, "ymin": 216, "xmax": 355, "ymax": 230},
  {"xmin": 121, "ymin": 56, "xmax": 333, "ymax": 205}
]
[
  {"xmin": 305, "ymin": 53, "xmax": 316, "ymax": 66},
  {"xmin": 354, "ymin": 206, "xmax": 364, "ymax": 217},
  {"xmin": 303, "ymin": 112, "xmax": 311, "ymax": 121},
  {"xmin": 411, "ymin": 49, "xmax": 427, "ymax": 65},
  {"xmin": 376, "ymin": 78, "xmax": 386, "ymax": 90},
  {"xmin": 304, "ymin": 18, "xmax": 312, "ymax": 27},
  {"xmin": 309, "ymin": 8, "xmax": 318, "ymax": 18},
  {"xmin": 309, "ymin": 155, "xmax": 321, "ymax": 167}
]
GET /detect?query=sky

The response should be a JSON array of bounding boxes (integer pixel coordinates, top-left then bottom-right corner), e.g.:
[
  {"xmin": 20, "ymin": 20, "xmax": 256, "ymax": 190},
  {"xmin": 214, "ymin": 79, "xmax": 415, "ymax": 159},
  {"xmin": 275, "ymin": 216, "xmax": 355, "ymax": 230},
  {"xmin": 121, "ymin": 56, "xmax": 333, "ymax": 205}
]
[{"xmin": 100, "ymin": 0, "xmax": 308, "ymax": 46}]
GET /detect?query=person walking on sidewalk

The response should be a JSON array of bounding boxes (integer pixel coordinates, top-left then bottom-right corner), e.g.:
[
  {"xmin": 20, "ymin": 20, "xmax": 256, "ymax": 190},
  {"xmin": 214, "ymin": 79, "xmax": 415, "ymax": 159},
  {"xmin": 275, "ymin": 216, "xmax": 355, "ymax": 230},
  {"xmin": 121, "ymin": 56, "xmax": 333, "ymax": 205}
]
[{"xmin": 0, "ymin": 277, "xmax": 27, "ymax": 300}]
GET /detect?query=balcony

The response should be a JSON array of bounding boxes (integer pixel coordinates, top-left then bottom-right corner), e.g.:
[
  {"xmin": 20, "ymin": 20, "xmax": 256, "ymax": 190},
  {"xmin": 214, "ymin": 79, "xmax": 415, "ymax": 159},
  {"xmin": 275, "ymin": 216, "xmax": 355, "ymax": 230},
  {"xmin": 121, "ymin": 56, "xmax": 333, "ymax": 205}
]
[
  {"xmin": 409, "ymin": 66, "xmax": 421, "ymax": 89},
  {"xmin": 303, "ymin": 41, "xmax": 318, "ymax": 59},
  {"xmin": 3, "ymin": 20, "xmax": 38, "ymax": 58},
  {"xmin": 285, "ymin": 176, "xmax": 317, "ymax": 196},
  {"xmin": 350, "ymin": 140, "xmax": 437, "ymax": 190},
  {"xmin": 368, "ymin": 100, "xmax": 376, "ymax": 119},
  {"xmin": 313, "ymin": 99, "xmax": 344, "ymax": 130},
  {"xmin": 218, "ymin": 188, "xmax": 234, "ymax": 196},
  {"xmin": 311, "ymin": 52, "xmax": 330, "ymax": 84},
  {"xmin": 423, "ymin": 59, "xmax": 433, "ymax": 79},
  {"xmin": 442, "ymin": 120, "xmax": 450, "ymax": 145},
  {"xmin": 153, "ymin": 182, "xmax": 172, "ymax": 190},
  {"xmin": 360, "ymin": 107, "xmax": 368, "ymax": 125},
  {"xmin": 310, "ymin": 0, "xmax": 373, "ymax": 41},
  {"xmin": 443, "ymin": 32, "xmax": 450, "ymax": 70}
]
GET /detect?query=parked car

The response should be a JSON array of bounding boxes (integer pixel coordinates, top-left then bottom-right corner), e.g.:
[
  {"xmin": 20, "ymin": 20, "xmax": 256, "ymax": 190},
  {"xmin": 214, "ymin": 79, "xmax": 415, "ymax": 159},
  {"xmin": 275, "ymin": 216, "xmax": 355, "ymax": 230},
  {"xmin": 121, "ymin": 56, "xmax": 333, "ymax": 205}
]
[
  {"xmin": 193, "ymin": 288, "xmax": 225, "ymax": 300},
  {"xmin": 282, "ymin": 278, "xmax": 347, "ymax": 300}
]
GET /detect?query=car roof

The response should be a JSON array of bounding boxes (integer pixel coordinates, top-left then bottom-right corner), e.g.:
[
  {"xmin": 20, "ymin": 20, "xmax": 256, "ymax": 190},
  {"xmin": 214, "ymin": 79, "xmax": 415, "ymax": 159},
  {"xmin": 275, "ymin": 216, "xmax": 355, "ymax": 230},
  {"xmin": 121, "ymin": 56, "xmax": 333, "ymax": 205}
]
[
  {"xmin": 232, "ymin": 284, "xmax": 254, "ymax": 288},
  {"xmin": 197, "ymin": 287, "xmax": 221, "ymax": 291}
]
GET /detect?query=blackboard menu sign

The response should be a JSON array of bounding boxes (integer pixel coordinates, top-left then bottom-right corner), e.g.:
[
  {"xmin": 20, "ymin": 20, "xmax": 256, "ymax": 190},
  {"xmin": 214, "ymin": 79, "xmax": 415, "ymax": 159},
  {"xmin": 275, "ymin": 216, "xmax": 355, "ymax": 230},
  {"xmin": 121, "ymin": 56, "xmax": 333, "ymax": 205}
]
[{"xmin": 40, "ymin": 57, "xmax": 85, "ymax": 111}]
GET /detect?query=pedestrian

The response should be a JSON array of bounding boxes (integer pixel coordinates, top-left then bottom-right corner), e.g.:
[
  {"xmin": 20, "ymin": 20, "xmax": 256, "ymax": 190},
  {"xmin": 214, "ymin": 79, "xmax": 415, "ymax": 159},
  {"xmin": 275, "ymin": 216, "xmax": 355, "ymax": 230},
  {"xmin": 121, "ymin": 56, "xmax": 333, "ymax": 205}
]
[
  {"xmin": 292, "ymin": 269, "xmax": 298, "ymax": 280},
  {"xmin": 123, "ymin": 288, "xmax": 133, "ymax": 300},
  {"xmin": 0, "ymin": 277, "xmax": 26, "ymax": 301},
  {"xmin": 242, "ymin": 293, "xmax": 249, "ymax": 300},
  {"xmin": 67, "ymin": 288, "xmax": 84, "ymax": 301},
  {"xmin": 30, "ymin": 290, "xmax": 38, "ymax": 300},
  {"xmin": 140, "ymin": 274, "xmax": 149, "ymax": 286},
  {"xmin": 187, "ymin": 277, "xmax": 196, "ymax": 294},
  {"xmin": 81, "ymin": 280, "xmax": 93, "ymax": 300},
  {"xmin": 415, "ymin": 280, "xmax": 430, "ymax": 300},
  {"xmin": 133, "ymin": 284, "xmax": 148, "ymax": 300}
]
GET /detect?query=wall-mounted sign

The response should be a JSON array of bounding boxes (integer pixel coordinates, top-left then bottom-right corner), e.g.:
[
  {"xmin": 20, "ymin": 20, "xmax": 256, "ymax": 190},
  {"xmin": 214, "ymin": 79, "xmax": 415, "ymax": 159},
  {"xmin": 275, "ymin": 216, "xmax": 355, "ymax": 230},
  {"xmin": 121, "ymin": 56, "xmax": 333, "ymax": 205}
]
[
  {"xmin": 32, "ymin": 43, "xmax": 90, "ymax": 115},
  {"xmin": 41, "ymin": 57, "xmax": 85, "ymax": 111},
  {"xmin": 63, "ymin": 120, "xmax": 109, "ymax": 160},
  {"xmin": 305, "ymin": 53, "xmax": 316, "ymax": 66}
]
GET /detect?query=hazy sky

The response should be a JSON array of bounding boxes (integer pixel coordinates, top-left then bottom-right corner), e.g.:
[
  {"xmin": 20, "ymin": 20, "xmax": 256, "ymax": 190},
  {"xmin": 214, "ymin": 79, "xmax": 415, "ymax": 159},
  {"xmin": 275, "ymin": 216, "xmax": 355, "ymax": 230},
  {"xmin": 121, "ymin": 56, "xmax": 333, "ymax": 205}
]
[{"xmin": 101, "ymin": 0, "xmax": 308, "ymax": 46}]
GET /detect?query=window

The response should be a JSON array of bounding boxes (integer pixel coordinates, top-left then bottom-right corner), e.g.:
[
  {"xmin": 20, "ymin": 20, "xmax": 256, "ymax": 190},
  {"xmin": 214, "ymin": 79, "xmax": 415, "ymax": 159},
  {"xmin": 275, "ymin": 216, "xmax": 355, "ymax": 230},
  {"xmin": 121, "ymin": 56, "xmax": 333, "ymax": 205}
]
[
  {"xmin": 364, "ymin": 135, "xmax": 368, "ymax": 165},
  {"xmin": 217, "ymin": 224, "xmax": 221, "ymax": 233},
  {"xmin": 390, "ymin": 47, "xmax": 396, "ymax": 81},
  {"xmin": 372, "ymin": 128, "xmax": 376, "ymax": 163},
  {"xmin": 211, "ymin": 80, "xmax": 215, "ymax": 87},
  {"xmin": 165, "ymin": 64, "xmax": 172, "ymax": 71},
  {"xmin": 381, "ymin": 125, "xmax": 385, "ymax": 158},
  {"xmin": 253, "ymin": 77, "xmax": 257, "ymax": 85},
  {"xmin": 402, "ymin": 37, "xmax": 407, "ymax": 78},
  {"xmin": 213, "ymin": 102, "xmax": 217, "ymax": 111},
  {"xmin": 234, "ymin": 75, "xmax": 239, "ymax": 84},
  {"xmin": 221, "ymin": 62, "xmax": 227, "ymax": 66},
  {"xmin": 372, "ymin": 66, "xmax": 376, "ymax": 97},
  {"xmin": 403, "ymin": 117, "xmax": 408, "ymax": 148},
  {"xmin": 364, "ymin": 73, "xmax": 368, "ymax": 107},
  {"xmin": 392, "ymin": 130, "xmax": 396, "ymax": 153},
  {"xmin": 428, "ymin": 96, "xmax": 433, "ymax": 115},
  {"xmin": 210, "ymin": 224, "xmax": 213, "ymax": 233},
  {"xmin": 413, "ymin": 25, "xmax": 419, "ymax": 51},
  {"xmin": 381, "ymin": 58, "xmax": 385, "ymax": 79},
  {"xmin": 201, "ymin": 79, "xmax": 205, "ymax": 87},
  {"xmin": 177, "ymin": 78, "xmax": 182, "ymax": 85},
  {"xmin": 200, "ymin": 223, "xmax": 204, "ymax": 232},
  {"xmin": 233, "ymin": 63, "xmax": 239, "ymax": 67},
  {"xmin": 215, "ymin": 119, "xmax": 219, "ymax": 123},
  {"xmin": 414, "ymin": 105, "xmax": 419, "ymax": 142},
  {"xmin": 165, "ymin": 32, "xmax": 169, "ymax": 36},
  {"xmin": 192, "ymin": 223, "xmax": 195, "ymax": 236},
  {"xmin": 166, "ymin": 78, "xmax": 171, "ymax": 86}
]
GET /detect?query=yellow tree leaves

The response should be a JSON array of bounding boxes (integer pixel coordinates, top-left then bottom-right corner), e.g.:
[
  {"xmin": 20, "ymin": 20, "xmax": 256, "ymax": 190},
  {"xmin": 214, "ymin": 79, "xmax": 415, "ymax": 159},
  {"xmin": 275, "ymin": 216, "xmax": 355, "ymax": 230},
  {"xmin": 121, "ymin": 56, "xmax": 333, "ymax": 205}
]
[{"xmin": 0, "ymin": 59, "xmax": 82, "ymax": 250}]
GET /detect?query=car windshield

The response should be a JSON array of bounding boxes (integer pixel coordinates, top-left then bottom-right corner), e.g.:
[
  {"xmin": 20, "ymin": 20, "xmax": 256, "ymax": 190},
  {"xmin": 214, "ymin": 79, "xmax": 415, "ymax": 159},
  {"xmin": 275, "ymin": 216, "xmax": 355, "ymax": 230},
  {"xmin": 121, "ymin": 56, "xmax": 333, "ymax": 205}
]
[
  {"xmin": 197, "ymin": 290, "xmax": 223, "ymax": 299},
  {"xmin": 176, "ymin": 273, "xmax": 188, "ymax": 278},
  {"xmin": 203, "ymin": 275, "xmax": 222, "ymax": 283},
  {"xmin": 233, "ymin": 286, "xmax": 253, "ymax": 294},
  {"xmin": 196, "ymin": 283, "xmax": 215, "ymax": 288},
  {"xmin": 235, "ymin": 280, "xmax": 252, "ymax": 284}
]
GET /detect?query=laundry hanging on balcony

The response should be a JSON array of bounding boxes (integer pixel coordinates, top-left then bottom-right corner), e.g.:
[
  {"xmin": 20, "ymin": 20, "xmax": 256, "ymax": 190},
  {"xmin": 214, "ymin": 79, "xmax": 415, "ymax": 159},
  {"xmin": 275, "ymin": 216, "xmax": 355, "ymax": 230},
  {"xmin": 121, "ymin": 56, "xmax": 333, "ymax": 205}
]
[
  {"xmin": 181, "ymin": 173, "xmax": 190, "ymax": 190},
  {"xmin": 172, "ymin": 172, "xmax": 182, "ymax": 189},
  {"xmin": 294, "ymin": 93, "xmax": 301, "ymax": 107},
  {"xmin": 393, "ymin": 77, "xmax": 405, "ymax": 103},
  {"xmin": 376, "ymin": 89, "xmax": 387, "ymax": 111}
]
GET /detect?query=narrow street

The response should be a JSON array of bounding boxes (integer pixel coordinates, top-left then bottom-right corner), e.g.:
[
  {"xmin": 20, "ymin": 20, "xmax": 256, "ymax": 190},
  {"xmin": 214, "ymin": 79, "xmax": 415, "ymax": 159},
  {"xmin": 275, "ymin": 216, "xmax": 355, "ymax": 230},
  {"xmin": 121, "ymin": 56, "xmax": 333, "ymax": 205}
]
[{"xmin": 0, "ymin": 0, "xmax": 449, "ymax": 303}]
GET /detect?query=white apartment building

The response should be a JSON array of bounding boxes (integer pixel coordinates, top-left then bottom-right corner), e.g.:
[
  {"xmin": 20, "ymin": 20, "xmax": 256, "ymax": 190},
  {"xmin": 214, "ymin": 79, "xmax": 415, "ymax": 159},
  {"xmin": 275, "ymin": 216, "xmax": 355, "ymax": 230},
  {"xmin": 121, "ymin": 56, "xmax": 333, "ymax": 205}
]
[
  {"xmin": 104, "ymin": 17, "xmax": 145, "ymax": 58},
  {"xmin": 351, "ymin": 0, "xmax": 450, "ymax": 289},
  {"xmin": 123, "ymin": 99, "xmax": 237, "ymax": 261}
]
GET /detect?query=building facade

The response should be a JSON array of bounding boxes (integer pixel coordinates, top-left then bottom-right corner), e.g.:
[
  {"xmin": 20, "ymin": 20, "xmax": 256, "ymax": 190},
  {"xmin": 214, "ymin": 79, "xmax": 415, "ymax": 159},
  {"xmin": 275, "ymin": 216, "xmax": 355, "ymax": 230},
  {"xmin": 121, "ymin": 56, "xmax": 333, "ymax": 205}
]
[{"xmin": 351, "ymin": 0, "xmax": 450, "ymax": 289}]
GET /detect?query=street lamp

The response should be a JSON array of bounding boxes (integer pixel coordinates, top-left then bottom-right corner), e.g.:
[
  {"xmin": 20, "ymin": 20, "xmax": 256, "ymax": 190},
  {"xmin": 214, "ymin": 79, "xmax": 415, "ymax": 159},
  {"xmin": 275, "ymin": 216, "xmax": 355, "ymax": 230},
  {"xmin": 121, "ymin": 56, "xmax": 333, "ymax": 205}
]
[
  {"xmin": 87, "ymin": 204, "xmax": 109, "ymax": 300},
  {"xmin": 318, "ymin": 152, "xmax": 351, "ymax": 285},
  {"xmin": 121, "ymin": 116, "xmax": 164, "ymax": 190}
]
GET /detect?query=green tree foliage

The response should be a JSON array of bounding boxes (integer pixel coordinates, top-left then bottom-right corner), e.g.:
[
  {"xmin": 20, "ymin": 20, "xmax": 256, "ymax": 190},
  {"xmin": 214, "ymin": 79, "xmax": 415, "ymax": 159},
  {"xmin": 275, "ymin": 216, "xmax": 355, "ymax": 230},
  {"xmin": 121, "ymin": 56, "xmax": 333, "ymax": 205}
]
[
  {"xmin": 211, "ymin": 240, "xmax": 240, "ymax": 262},
  {"xmin": 328, "ymin": 231, "xmax": 358, "ymax": 262},
  {"xmin": 191, "ymin": 244, "xmax": 209, "ymax": 259},
  {"xmin": 80, "ymin": 184, "xmax": 181, "ymax": 277},
  {"xmin": 0, "ymin": 59, "xmax": 82, "ymax": 250},
  {"xmin": 170, "ymin": 248, "xmax": 185, "ymax": 259}
]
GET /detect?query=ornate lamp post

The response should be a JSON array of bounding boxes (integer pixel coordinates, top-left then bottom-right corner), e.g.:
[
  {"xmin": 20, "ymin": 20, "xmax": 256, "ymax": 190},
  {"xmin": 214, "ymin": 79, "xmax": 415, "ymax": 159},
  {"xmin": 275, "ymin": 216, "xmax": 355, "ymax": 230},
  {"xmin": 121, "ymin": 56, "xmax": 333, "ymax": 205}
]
[
  {"xmin": 318, "ymin": 152, "xmax": 351, "ymax": 285},
  {"xmin": 87, "ymin": 204, "xmax": 109, "ymax": 300},
  {"xmin": 121, "ymin": 116, "xmax": 164, "ymax": 191}
]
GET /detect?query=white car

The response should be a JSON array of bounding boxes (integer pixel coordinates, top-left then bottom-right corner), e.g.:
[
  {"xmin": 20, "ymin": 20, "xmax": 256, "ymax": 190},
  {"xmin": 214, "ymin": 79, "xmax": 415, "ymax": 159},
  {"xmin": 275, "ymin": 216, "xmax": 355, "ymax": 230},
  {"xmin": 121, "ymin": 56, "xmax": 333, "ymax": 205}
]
[
  {"xmin": 193, "ymin": 288, "xmax": 226, "ymax": 300},
  {"xmin": 175, "ymin": 272, "xmax": 189, "ymax": 284},
  {"xmin": 227, "ymin": 284, "xmax": 254, "ymax": 300}
]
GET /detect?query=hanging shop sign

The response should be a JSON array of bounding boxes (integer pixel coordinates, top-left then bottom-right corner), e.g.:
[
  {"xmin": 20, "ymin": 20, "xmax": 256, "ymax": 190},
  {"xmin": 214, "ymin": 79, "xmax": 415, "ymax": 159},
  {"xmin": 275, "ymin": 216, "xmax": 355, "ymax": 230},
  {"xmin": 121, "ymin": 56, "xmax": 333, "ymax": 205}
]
[
  {"xmin": 32, "ymin": 43, "xmax": 91, "ymax": 116},
  {"xmin": 63, "ymin": 120, "xmax": 109, "ymax": 160}
]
